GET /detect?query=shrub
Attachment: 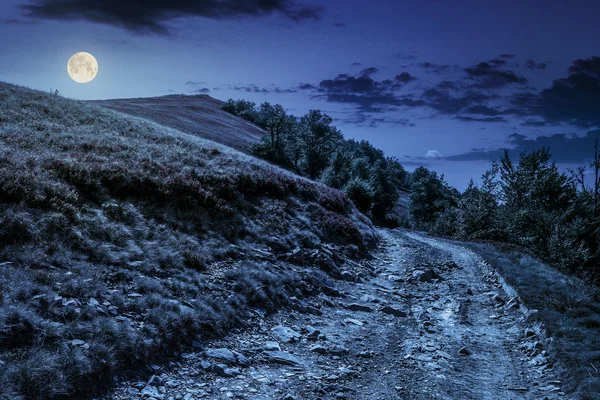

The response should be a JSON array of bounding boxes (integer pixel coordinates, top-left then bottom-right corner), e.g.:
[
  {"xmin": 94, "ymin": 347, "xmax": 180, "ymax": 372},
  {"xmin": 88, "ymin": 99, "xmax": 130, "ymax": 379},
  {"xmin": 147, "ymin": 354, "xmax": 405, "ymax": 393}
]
[{"xmin": 343, "ymin": 178, "xmax": 374, "ymax": 214}]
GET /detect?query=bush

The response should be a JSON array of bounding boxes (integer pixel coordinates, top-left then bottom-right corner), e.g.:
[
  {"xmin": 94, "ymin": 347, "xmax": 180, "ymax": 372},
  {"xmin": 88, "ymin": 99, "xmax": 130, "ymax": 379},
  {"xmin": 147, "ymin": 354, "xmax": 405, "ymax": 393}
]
[{"xmin": 343, "ymin": 178, "xmax": 374, "ymax": 213}]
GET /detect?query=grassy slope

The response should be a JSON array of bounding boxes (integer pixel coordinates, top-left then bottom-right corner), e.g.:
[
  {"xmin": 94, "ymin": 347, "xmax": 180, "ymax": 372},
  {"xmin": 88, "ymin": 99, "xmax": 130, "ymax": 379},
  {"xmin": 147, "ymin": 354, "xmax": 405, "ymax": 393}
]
[
  {"xmin": 465, "ymin": 242, "xmax": 600, "ymax": 399},
  {"xmin": 92, "ymin": 94, "xmax": 264, "ymax": 153},
  {"xmin": 0, "ymin": 83, "xmax": 377, "ymax": 399}
]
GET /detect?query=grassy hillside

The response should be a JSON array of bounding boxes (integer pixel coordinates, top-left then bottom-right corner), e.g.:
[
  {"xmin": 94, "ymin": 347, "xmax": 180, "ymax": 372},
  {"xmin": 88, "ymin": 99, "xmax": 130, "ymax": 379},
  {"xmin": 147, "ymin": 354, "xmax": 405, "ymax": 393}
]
[
  {"xmin": 92, "ymin": 94, "xmax": 264, "ymax": 153},
  {"xmin": 0, "ymin": 82, "xmax": 377, "ymax": 399}
]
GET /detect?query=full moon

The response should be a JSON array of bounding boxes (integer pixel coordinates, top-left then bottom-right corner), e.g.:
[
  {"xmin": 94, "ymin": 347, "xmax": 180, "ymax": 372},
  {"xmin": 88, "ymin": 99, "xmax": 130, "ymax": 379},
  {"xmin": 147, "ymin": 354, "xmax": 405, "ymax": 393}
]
[{"xmin": 67, "ymin": 52, "xmax": 98, "ymax": 83}]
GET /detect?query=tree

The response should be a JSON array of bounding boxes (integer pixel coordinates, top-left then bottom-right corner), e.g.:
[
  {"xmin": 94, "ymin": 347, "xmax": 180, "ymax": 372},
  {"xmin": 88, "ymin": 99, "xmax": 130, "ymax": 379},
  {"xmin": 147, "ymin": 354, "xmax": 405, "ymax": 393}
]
[
  {"xmin": 297, "ymin": 110, "xmax": 343, "ymax": 179},
  {"xmin": 409, "ymin": 167, "xmax": 458, "ymax": 226},
  {"xmin": 252, "ymin": 103, "xmax": 296, "ymax": 167}
]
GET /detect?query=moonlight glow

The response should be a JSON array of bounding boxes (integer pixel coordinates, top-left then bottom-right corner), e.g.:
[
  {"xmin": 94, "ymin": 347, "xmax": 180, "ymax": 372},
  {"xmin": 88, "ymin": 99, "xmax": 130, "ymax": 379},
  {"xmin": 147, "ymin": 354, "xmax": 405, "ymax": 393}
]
[{"xmin": 67, "ymin": 52, "xmax": 98, "ymax": 83}]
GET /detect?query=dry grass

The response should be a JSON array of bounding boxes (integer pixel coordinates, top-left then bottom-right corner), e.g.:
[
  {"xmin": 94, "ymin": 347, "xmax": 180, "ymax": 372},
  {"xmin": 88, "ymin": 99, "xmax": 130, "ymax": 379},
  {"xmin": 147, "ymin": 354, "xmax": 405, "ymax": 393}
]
[
  {"xmin": 0, "ymin": 82, "xmax": 377, "ymax": 399},
  {"xmin": 466, "ymin": 242, "xmax": 600, "ymax": 399},
  {"xmin": 91, "ymin": 94, "xmax": 265, "ymax": 153}
]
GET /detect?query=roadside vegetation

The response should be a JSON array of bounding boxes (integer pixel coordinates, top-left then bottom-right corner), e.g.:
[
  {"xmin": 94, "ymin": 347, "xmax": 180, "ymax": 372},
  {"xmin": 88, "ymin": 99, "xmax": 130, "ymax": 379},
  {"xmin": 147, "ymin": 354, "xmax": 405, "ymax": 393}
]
[
  {"xmin": 407, "ymin": 147, "xmax": 600, "ymax": 286},
  {"xmin": 0, "ymin": 83, "xmax": 376, "ymax": 399}
]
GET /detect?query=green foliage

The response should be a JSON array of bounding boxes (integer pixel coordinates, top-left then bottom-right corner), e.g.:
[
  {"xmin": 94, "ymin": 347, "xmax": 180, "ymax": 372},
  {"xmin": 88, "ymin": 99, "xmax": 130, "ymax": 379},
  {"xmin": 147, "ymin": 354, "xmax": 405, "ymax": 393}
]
[
  {"xmin": 221, "ymin": 98, "xmax": 258, "ymax": 123},
  {"xmin": 409, "ymin": 167, "xmax": 458, "ymax": 226},
  {"xmin": 343, "ymin": 177, "xmax": 374, "ymax": 213},
  {"xmin": 412, "ymin": 147, "xmax": 600, "ymax": 284},
  {"xmin": 226, "ymin": 98, "xmax": 409, "ymax": 222}
]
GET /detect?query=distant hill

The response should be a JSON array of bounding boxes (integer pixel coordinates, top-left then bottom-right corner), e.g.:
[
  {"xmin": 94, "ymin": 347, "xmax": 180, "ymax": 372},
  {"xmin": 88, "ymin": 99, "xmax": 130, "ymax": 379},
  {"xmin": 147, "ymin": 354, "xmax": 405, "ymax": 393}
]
[{"xmin": 92, "ymin": 94, "xmax": 264, "ymax": 152}]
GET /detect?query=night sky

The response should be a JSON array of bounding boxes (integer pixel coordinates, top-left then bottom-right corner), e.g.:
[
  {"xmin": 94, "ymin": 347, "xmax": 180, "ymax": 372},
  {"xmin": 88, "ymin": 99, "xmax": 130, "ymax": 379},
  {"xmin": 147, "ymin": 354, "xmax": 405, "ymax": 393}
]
[{"xmin": 2, "ymin": 0, "xmax": 599, "ymax": 189}]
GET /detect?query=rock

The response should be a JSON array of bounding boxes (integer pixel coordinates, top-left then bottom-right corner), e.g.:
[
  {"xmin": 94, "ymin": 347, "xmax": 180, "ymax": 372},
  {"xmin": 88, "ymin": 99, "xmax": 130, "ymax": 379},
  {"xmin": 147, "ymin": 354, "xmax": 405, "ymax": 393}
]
[
  {"xmin": 305, "ymin": 305, "xmax": 323, "ymax": 316},
  {"xmin": 357, "ymin": 351, "xmax": 375, "ymax": 358},
  {"xmin": 322, "ymin": 285, "xmax": 344, "ymax": 297},
  {"xmin": 191, "ymin": 340, "xmax": 203, "ymax": 349},
  {"xmin": 212, "ymin": 364, "xmax": 241, "ymax": 377},
  {"xmin": 492, "ymin": 294, "xmax": 505, "ymax": 304},
  {"xmin": 126, "ymin": 388, "xmax": 140, "ymax": 396},
  {"xmin": 343, "ymin": 318, "xmax": 364, "ymax": 326},
  {"xmin": 305, "ymin": 326, "xmax": 321, "ymax": 341},
  {"xmin": 263, "ymin": 351, "xmax": 305, "ymax": 367},
  {"xmin": 205, "ymin": 348, "xmax": 237, "ymax": 365},
  {"xmin": 346, "ymin": 303, "xmax": 374, "ymax": 312},
  {"xmin": 525, "ymin": 328, "xmax": 536, "ymax": 338},
  {"xmin": 338, "ymin": 367, "xmax": 357, "ymax": 375},
  {"xmin": 380, "ymin": 306, "xmax": 407, "ymax": 317},
  {"xmin": 458, "ymin": 347, "xmax": 471, "ymax": 356},
  {"xmin": 505, "ymin": 297, "xmax": 520, "ymax": 310},
  {"xmin": 341, "ymin": 271, "xmax": 355, "ymax": 282},
  {"xmin": 466, "ymin": 288, "xmax": 474, "ymax": 296},
  {"xmin": 283, "ymin": 394, "xmax": 296, "ymax": 400},
  {"xmin": 271, "ymin": 326, "xmax": 302, "ymax": 343},
  {"xmin": 200, "ymin": 360, "xmax": 212, "ymax": 371},
  {"xmin": 264, "ymin": 341, "xmax": 281, "ymax": 351},
  {"xmin": 232, "ymin": 351, "xmax": 250, "ymax": 367},
  {"xmin": 359, "ymin": 294, "xmax": 379, "ymax": 303},
  {"xmin": 141, "ymin": 385, "xmax": 162, "ymax": 398},
  {"xmin": 128, "ymin": 293, "xmax": 143, "ymax": 298},
  {"xmin": 412, "ymin": 269, "xmax": 443, "ymax": 283}
]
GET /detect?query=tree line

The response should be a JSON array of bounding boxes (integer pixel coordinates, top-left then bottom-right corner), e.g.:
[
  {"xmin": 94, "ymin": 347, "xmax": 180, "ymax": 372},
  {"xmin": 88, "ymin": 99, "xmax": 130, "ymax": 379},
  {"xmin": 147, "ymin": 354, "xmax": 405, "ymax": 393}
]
[
  {"xmin": 409, "ymin": 147, "xmax": 600, "ymax": 285},
  {"xmin": 222, "ymin": 99, "xmax": 410, "ymax": 225}
]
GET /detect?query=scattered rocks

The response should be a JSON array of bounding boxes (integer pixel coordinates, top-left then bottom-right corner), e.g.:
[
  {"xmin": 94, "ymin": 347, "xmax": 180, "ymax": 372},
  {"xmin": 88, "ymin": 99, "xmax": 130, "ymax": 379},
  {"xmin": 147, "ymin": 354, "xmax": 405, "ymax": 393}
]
[
  {"xmin": 263, "ymin": 351, "xmax": 305, "ymax": 367},
  {"xmin": 412, "ymin": 269, "xmax": 443, "ymax": 283},
  {"xmin": 346, "ymin": 303, "xmax": 374, "ymax": 312},
  {"xmin": 204, "ymin": 348, "xmax": 237, "ymax": 365},
  {"xmin": 264, "ymin": 341, "xmax": 281, "ymax": 351},
  {"xmin": 322, "ymin": 285, "xmax": 344, "ymax": 298},
  {"xmin": 525, "ymin": 328, "xmax": 536, "ymax": 338},
  {"xmin": 271, "ymin": 325, "xmax": 302, "ymax": 343},
  {"xmin": 309, "ymin": 344, "xmax": 349, "ymax": 356},
  {"xmin": 458, "ymin": 347, "xmax": 472, "ymax": 356},
  {"xmin": 341, "ymin": 271, "xmax": 356, "ymax": 282},
  {"xmin": 380, "ymin": 305, "xmax": 407, "ymax": 317},
  {"xmin": 141, "ymin": 385, "xmax": 162, "ymax": 398}
]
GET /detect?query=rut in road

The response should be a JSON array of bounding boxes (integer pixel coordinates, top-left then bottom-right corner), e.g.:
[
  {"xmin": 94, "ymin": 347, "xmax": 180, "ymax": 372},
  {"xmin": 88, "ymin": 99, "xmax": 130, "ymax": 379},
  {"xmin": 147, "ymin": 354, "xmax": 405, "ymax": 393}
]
[
  {"xmin": 107, "ymin": 229, "xmax": 565, "ymax": 400},
  {"xmin": 400, "ymin": 231, "xmax": 560, "ymax": 399}
]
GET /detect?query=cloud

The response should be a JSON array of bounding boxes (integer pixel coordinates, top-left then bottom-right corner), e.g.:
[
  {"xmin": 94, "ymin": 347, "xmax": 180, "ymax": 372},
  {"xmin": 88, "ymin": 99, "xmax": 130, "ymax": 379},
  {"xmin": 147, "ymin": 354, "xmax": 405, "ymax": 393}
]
[
  {"xmin": 333, "ymin": 22, "xmax": 346, "ymax": 27},
  {"xmin": 194, "ymin": 88, "xmax": 211, "ymax": 94},
  {"xmin": 340, "ymin": 112, "xmax": 414, "ymax": 128},
  {"xmin": 489, "ymin": 58, "xmax": 507, "ymax": 67},
  {"xmin": 186, "ymin": 81, "xmax": 208, "ymax": 86},
  {"xmin": 418, "ymin": 62, "xmax": 450, "ymax": 74},
  {"xmin": 455, "ymin": 116, "xmax": 507, "ymax": 123},
  {"xmin": 446, "ymin": 131, "xmax": 600, "ymax": 163},
  {"xmin": 499, "ymin": 54, "xmax": 516, "ymax": 59},
  {"xmin": 425, "ymin": 150, "xmax": 443, "ymax": 158},
  {"xmin": 524, "ymin": 60, "xmax": 547, "ymax": 70},
  {"xmin": 231, "ymin": 84, "xmax": 297, "ymax": 94},
  {"xmin": 512, "ymin": 56, "xmax": 600, "ymax": 128},
  {"xmin": 396, "ymin": 72, "xmax": 416, "ymax": 83},
  {"xmin": 21, "ymin": 0, "xmax": 322, "ymax": 34},
  {"xmin": 351, "ymin": 62, "xmax": 362, "ymax": 67},
  {"xmin": 421, "ymin": 84, "xmax": 498, "ymax": 114},
  {"xmin": 395, "ymin": 52, "xmax": 418, "ymax": 61},
  {"xmin": 312, "ymin": 68, "xmax": 417, "ymax": 111},
  {"xmin": 0, "ymin": 18, "xmax": 37, "ymax": 24},
  {"xmin": 464, "ymin": 61, "xmax": 528, "ymax": 88}
]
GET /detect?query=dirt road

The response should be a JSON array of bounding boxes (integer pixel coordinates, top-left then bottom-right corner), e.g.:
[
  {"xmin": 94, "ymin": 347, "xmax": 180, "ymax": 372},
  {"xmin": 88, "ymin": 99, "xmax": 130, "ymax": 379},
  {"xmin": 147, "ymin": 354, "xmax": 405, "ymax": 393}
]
[{"xmin": 108, "ymin": 230, "xmax": 566, "ymax": 400}]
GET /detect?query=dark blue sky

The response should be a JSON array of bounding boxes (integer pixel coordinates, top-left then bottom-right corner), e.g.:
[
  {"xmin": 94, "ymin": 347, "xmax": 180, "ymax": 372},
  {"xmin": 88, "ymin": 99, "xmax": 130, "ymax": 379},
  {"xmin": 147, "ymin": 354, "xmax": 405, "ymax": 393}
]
[{"xmin": 2, "ymin": 0, "xmax": 600, "ymax": 189}]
